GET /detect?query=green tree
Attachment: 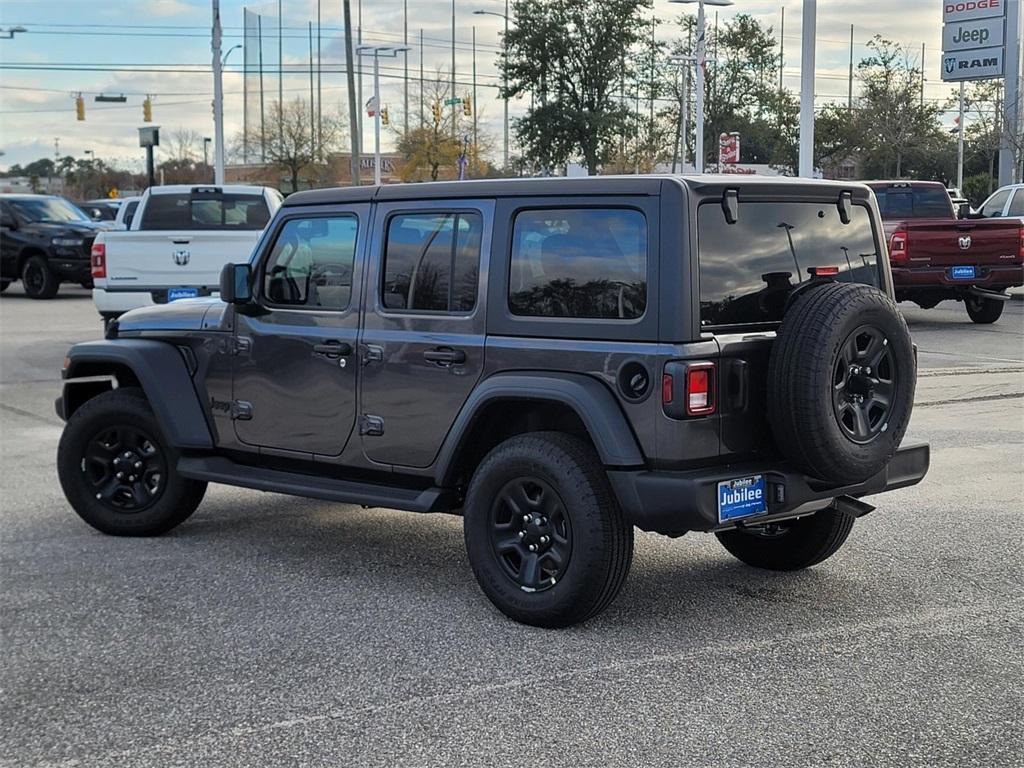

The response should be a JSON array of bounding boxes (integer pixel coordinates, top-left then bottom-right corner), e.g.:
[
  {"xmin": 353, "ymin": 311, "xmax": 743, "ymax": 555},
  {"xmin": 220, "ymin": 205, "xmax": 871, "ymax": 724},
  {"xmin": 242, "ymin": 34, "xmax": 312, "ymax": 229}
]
[{"xmin": 501, "ymin": 0, "xmax": 651, "ymax": 174}]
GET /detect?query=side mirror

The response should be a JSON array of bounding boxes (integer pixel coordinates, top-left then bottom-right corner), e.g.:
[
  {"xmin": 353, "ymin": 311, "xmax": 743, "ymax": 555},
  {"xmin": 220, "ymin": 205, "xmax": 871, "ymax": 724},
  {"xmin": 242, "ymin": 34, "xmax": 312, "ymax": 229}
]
[
  {"xmin": 0, "ymin": 214, "xmax": 17, "ymax": 230},
  {"xmin": 956, "ymin": 202, "xmax": 972, "ymax": 219},
  {"xmin": 220, "ymin": 262, "xmax": 253, "ymax": 304}
]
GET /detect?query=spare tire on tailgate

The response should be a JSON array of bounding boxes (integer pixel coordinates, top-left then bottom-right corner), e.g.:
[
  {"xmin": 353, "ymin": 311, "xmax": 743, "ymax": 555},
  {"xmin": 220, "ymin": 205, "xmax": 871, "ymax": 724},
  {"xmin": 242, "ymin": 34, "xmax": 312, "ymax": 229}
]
[{"xmin": 767, "ymin": 282, "xmax": 915, "ymax": 484}]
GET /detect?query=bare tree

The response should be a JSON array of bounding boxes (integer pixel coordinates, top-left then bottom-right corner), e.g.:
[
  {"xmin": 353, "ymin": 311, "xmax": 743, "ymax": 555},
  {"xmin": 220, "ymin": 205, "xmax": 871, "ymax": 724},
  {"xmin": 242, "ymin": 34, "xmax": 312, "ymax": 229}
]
[
  {"xmin": 161, "ymin": 128, "xmax": 204, "ymax": 164},
  {"xmin": 247, "ymin": 98, "xmax": 345, "ymax": 192}
]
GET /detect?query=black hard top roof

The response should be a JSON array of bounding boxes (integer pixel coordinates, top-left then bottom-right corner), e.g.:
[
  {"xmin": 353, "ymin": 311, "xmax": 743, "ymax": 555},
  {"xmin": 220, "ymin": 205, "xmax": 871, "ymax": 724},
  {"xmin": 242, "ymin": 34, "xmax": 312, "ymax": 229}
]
[{"xmin": 283, "ymin": 174, "xmax": 873, "ymax": 207}]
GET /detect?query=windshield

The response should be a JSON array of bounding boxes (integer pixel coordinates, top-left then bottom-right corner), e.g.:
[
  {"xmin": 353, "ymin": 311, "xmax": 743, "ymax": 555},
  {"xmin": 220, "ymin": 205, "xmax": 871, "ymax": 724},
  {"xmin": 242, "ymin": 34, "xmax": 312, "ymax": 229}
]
[
  {"xmin": 698, "ymin": 200, "xmax": 881, "ymax": 328},
  {"xmin": 871, "ymin": 185, "xmax": 952, "ymax": 220},
  {"xmin": 8, "ymin": 197, "xmax": 91, "ymax": 224}
]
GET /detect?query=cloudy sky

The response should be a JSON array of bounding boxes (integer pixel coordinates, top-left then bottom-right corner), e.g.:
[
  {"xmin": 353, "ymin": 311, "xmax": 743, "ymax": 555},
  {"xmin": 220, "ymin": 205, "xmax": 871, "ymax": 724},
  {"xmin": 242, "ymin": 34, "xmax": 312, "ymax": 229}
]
[{"xmin": 0, "ymin": 0, "xmax": 954, "ymax": 171}]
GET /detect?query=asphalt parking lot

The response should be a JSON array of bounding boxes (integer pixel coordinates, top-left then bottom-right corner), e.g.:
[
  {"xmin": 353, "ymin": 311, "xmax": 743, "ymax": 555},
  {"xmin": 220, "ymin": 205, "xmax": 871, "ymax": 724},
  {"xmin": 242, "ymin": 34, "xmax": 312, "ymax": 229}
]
[{"xmin": 1, "ymin": 284, "xmax": 1022, "ymax": 768}]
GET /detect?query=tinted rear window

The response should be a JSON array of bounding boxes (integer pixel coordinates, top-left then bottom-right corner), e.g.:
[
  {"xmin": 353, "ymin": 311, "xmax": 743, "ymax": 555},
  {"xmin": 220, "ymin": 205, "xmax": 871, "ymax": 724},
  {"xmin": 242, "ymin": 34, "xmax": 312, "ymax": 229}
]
[
  {"xmin": 872, "ymin": 186, "xmax": 952, "ymax": 219},
  {"xmin": 698, "ymin": 201, "xmax": 880, "ymax": 328},
  {"xmin": 140, "ymin": 193, "xmax": 270, "ymax": 230},
  {"xmin": 509, "ymin": 208, "xmax": 647, "ymax": 319}
]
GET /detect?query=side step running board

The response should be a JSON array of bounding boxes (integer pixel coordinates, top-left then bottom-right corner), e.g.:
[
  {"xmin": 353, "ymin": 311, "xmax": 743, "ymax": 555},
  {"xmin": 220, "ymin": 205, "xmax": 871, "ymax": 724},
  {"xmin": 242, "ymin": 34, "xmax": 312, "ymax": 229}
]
[{"xmin": 177, "ymin": 456, "xmax": 453, "ymax": 513}]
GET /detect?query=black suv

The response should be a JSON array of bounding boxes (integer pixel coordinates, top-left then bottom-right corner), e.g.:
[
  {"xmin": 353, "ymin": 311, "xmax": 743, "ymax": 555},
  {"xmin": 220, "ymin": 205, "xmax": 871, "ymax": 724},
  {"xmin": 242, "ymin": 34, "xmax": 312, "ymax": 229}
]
[
  {"xmin": 55, "ymin": 177, "xmax": 929, "ymax": 627},
  {"xmin": 1, "ymin": 194, "xmax": 104, "ymax": 298}
]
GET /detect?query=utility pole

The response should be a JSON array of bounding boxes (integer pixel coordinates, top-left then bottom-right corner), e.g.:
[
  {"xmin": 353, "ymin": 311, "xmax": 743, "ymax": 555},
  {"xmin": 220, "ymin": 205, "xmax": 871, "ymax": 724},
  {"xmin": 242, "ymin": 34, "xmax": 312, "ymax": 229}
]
[
  {"xmin": 357, "ymin": 0, "xmax": 363, "ymax": 155},
  {"xmin": 798, "ymin": 0, "xmax": 816, "ymax": 178},
  {"xmin": 212, "ymin": 0, "xmax": 225, "ymax": 185},
  {"xmin": 343, "ymin": 0, "xmax": 360, "ymax": 185},
  {"xmin": 277, "ymin": 0, "xmax": 283, "ymax": 147},
  {"xmin": 404, "ymin": 0, "xmax": 409, "ymax": 135},
  {"xmin": 920, "ymin": 43, "xmax": 925, "ymax": 108},
  {"xmin": 309, "ymin": 21, "xmax": 315, "ymax": 162},
  {"xmin": 847, "ymin": 24, "xmax": 853, "ymax": 110},
  {"xmin": 258, "ymin": 14, "xmax": 265, "ymax": 162},
  {"xmin": 779, "ymin": 6, "xmax": 785, "ymax": 93},
  {"xmin": 317, "ymin": 0, "xmax": 322, "ymax": 161},
  {"xmin": 451, "ymin": 0, "xmax": 457, "ymax": 138},
  {"xmin": 472, "ymin": 26, "xmax": 478, "ymax": 150},
  {"xmin": 420, "ymin": 29, "xmax": 425, "ymax": 128},
  {"xmin": 957, "ymin": 81, "xmax": 965, "ymax": 192}
]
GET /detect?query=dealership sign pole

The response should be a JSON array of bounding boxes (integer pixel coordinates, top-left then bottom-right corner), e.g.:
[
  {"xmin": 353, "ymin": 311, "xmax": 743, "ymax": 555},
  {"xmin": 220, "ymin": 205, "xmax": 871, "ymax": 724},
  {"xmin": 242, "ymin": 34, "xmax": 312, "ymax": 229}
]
[{"xmin": 941, "ymin": 0, "xmax": 1022, "ymax": 185}]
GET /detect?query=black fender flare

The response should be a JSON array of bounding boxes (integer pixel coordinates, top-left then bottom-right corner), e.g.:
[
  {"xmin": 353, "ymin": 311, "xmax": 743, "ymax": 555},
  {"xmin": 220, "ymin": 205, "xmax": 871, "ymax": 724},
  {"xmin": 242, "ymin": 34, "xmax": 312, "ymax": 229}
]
[
  {"xmin": 434, "ymin": 372, "xmax": 645, "ymax": 486},
  {"xmin": 58, "ymin": 339, "xmax": 213, "ymax": 450}
]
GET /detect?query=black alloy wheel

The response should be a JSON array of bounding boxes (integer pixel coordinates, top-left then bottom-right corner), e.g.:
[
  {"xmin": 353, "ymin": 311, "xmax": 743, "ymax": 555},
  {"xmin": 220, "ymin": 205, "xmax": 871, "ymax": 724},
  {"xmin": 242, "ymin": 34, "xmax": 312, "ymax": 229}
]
[
  {"xmin": 82, "ymin": 424, "xmax": 167, "ymax": 513},
  {"xmin": 490, "ymin": 476, "xmax": 571, "ymax": 592},
  {"xmin": 831, "ymin": 325, "xmax": 897, "ymax": 445}
]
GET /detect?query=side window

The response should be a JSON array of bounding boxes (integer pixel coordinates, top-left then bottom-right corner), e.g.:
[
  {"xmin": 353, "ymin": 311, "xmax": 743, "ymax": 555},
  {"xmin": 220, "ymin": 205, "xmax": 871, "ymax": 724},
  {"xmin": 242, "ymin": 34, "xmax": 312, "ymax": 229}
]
[
  {"xmin": 382, "ymin": 212, "xmax": 482, "ymax": 312},
  {"xmin": 123, "ymin": 201, "xmax": 139, "ymax": 228},
  {"xmin": 509, "ymin": 208, "xmax": 647, "ymax": 319},
  {"xmin": 1007, "ymin": 189, "xmax": 1024, "ymax": 218},
  {"xmin": 262, "ymin": 216, "xmax": 358, "ymax": 310},
  {"xmin": 980, "ymin": 190, "xmax": 1010, "ymax": 218}
]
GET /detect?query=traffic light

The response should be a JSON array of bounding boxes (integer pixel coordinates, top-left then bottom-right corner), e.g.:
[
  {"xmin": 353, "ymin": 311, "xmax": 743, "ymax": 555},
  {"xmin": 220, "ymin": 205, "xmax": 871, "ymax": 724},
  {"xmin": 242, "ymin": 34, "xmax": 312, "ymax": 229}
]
[
  {"xmin": 381, "ymin": 106, "xmax": 389, "ymax": 126},
  {"xmin": 462, "ymin": 97, "xmax": 472, "ymax": 117},
  {"xmin": 75, "ymin": 95, "xmax": 85, "ymax": 121},
  {"xmin": 431, "ymin": 102, "xmax": 441, "ymax": 123},
  {"xmin": 143, "ymin": 97, "xmax": 152, "ymax": 123}
]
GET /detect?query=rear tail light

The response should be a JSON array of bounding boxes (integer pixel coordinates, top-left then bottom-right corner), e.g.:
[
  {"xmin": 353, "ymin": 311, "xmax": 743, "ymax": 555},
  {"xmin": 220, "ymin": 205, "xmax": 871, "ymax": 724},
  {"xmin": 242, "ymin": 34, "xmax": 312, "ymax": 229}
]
[
  {"xmin": 90, "ymin": 242, "xmax": 105, "ymax": 279},
  {"xmin": 685, "ymin": 363, "xmax": 716, "ymax": 416},
  {"xmin": 888, "ymin": 230, "xmax": 908, "ymax": 265},
  {"xmin": 1018, "ymin": 225, "xmax": 1024, "ymax": 261},
  {"xmin": 808, "ymin": 266, "xmax": 840, "ymax": 277}
]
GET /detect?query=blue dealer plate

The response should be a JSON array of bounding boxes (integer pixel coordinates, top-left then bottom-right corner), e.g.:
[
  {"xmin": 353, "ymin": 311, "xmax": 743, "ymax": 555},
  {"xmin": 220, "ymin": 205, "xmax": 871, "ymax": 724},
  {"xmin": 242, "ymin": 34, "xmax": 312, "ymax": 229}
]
[
  {"xmin": 167, "ymin": 287, "xmax": 199, "ymax": 302},
  {"xmin": 950, "ymin": 266, "xmax": 976, "ymax": 280},
  {"xmin": 717, "ymin": 475, "xmax": 768, "ymax": 523}
]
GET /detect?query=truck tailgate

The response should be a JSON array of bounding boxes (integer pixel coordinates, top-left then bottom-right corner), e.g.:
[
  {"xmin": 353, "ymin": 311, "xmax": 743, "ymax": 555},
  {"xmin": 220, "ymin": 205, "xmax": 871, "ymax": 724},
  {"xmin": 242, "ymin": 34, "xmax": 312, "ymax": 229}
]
[
  {"xmin": 103, "ymin": 230, "xmax": 261, "ymax": 290},
  {"xmin": 902, "ymin": 219, "xmax": 1021, "ymax": 268}
]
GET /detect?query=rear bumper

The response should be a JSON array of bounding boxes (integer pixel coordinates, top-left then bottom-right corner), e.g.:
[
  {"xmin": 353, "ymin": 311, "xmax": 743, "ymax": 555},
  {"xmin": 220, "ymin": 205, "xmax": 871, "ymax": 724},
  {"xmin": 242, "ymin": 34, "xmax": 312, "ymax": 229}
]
[
  {"xmin": 892, "ymin": 265, "xmax": 1024, "ymax": 291},
  {"xmin": 608, "ymin": 441, "xmax": 930, "ymax": 536}
]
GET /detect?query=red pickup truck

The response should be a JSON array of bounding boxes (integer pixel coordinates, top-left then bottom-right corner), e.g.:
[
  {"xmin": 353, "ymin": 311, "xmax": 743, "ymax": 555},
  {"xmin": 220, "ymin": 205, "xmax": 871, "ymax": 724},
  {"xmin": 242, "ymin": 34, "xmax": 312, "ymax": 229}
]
[{"xmin": 867, "ymin": 181, "xmax": 1023, "ymax": 323}]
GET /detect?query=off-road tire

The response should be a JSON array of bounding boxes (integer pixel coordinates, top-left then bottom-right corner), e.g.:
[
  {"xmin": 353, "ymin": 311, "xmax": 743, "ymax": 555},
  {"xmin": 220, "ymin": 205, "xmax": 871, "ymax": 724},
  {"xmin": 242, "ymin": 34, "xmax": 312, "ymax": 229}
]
[
  {"xmin": 716, "ymin": 507, "xmax": 855, "ymax": 571},
  {"xmin": 768, "ymin": 282, "xmax": 915, "ymax": 484},
  {"xmin": 21, "ymin": 255, "xmax": 59, "ymax": 299},
  {"xmin": 463, "ymin": 432, "xmax": 633, "ymax": 628},
  {"xmin": 57, "ymin": 387, "xmax": 207, "ymax": 536},
  {"xmin": 965, "ymin": 295, "xmax": 1003, "ymax": 324}
]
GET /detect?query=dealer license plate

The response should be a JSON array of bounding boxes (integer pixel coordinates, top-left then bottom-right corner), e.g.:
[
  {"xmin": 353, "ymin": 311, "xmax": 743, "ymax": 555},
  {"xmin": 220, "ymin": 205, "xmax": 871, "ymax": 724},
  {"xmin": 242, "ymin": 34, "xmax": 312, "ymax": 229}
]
[
  {"xmin": 167, "ymin": 287, "xmax": 199, "ymax": 302},
  {"xmin": 717, "ymin": 475, "xmax": 768, "ymax": 524},
  {"xmin": 950, "ymin": 266, "xmax": 976, "ymax": 280}
]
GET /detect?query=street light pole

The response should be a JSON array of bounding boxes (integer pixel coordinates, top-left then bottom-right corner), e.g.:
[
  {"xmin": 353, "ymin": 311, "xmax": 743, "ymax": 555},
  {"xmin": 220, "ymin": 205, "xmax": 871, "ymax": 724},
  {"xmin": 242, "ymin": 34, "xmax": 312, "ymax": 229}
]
[
  {"xmin": 358, "ymin": 45, "xmax": 411, "ymax": 186},
  {"xmin": 798, "ymin": 0, "xmax": 816, "ymax": 178},
  {"xmin": 474, "ymin": 6, "xmax": 510, "ymax": 169},
  {"xmin": 212, "ymin": 0, "xmax": 225, "ymax": 185},
  {"xmin": 670, "ymin": 0, "xmax": 732, "ymax": 174},
  {"xmin": 669, "ymin": 55, "xmax": 695, "ymax": 173}
]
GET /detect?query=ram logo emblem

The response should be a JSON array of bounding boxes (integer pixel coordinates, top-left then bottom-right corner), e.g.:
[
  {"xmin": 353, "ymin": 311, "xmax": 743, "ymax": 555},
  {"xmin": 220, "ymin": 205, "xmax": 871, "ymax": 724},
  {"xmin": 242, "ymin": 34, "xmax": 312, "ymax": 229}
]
[
  {"xmin": 958, "ymin": 235, "xmax": 971, "ymax": 251},
  {"xmin": 173, "ymin": 249, "xmax": 191, "ymax": 266}
]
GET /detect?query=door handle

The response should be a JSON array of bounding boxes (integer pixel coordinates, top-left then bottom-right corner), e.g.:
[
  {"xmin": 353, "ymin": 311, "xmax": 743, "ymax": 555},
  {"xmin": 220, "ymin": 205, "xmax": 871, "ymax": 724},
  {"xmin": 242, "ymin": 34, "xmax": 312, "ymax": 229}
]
[
  {"xmin": 312, "ymin": 341, "xmax": 353, "ymax": 358},
  {"xmin": 423, "ymin": 347, "xmax": 466, "ymax": 365}
]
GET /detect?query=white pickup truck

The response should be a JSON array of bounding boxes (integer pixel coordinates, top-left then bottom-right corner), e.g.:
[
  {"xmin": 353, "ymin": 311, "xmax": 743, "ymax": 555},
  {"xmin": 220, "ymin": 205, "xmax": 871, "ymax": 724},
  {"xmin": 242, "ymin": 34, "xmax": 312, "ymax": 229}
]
[{"xmin": 91, "ymin": 184, "xmax": 282, "ymax": 324}]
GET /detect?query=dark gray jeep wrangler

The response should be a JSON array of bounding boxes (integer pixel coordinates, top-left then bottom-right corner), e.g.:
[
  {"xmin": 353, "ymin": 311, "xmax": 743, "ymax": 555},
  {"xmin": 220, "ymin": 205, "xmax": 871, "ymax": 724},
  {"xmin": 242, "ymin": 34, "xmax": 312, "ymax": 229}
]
[{"xmin": 56, "ymin": 176, "xmax": 929, "ymax": 627}]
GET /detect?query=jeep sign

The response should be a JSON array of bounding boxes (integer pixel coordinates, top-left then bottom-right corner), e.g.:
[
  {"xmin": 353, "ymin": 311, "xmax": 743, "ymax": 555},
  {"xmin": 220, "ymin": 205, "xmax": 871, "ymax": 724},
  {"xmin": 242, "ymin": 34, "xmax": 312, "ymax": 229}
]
[
  {"xmin": 941, "ymin": 47, "xmax": 1005, "ymax": 80},
  {"xmin": 942, "ymin": 16, "xmax": 1005, "ymax": 51}
]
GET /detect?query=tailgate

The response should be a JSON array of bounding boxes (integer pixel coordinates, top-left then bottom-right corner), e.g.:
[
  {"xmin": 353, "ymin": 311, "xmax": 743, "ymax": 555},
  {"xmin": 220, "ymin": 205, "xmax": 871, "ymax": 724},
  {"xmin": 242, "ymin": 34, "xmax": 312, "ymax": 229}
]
[
  {"xmin": 104, "ymin": 230, "xmax": 261, "ymax": 291},
  {"xmin": 904, "ymin": 219, "xmax": 1021, "ymax": 268}
]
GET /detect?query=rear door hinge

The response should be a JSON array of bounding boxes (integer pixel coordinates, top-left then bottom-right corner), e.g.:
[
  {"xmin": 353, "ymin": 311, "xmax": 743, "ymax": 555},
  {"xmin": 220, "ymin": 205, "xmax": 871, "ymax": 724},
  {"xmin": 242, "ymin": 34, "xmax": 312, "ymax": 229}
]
[
  {"xmin": 359, "ymin": 414, "xmax": 384, "ymax": 436},
  {"xmin": 231, "ymin": 400, "xmax": 253, "ymax": 420}
]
